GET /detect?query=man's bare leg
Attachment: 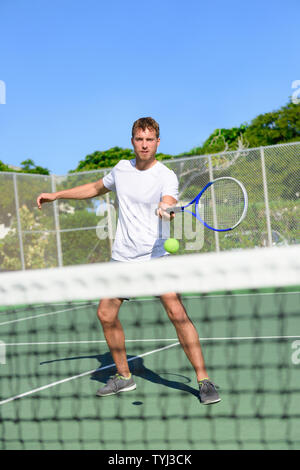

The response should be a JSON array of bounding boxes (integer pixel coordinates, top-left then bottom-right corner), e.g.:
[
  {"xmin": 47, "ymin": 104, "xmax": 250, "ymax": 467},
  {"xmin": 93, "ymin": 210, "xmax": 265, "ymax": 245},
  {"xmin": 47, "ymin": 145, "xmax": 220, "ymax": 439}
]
[
  {"xmin": 159, "ymin": 292, "xmax": 209, "ymax": 381},
  {"xmin": 97, "ymin": 298, "xmax": 131, "ymax": 378}
]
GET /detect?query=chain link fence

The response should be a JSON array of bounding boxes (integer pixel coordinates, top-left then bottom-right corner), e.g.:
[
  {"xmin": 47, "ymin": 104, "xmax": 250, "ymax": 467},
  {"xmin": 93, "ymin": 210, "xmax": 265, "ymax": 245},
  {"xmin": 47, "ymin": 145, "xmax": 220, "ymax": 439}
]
[{"xmin": 0, "ymin": 142, "xmax": 299, "ymax": 271}]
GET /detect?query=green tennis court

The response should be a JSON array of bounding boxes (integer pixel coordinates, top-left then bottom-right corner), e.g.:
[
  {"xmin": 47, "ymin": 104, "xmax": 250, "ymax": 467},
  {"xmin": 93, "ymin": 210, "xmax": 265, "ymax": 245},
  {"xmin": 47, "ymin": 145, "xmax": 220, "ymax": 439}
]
[{"xmin": 1, "ymin": 288, "xmax": 300, "ymax": 450}]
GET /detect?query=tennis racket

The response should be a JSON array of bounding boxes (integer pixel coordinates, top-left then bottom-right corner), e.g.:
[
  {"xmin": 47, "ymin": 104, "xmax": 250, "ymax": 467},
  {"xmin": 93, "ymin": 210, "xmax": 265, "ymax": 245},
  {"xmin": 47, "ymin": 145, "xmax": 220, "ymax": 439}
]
[{"xmin": 167, "ymin": 177, "xmax": 248, "ymax": 232}]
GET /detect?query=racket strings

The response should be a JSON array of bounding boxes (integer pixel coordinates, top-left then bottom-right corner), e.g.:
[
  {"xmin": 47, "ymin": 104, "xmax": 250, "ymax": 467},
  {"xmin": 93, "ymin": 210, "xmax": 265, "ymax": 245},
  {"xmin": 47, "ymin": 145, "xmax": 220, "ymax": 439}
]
[{"xmin": 200, "ymin": 180, "xmax": 245, "ymax": 230}]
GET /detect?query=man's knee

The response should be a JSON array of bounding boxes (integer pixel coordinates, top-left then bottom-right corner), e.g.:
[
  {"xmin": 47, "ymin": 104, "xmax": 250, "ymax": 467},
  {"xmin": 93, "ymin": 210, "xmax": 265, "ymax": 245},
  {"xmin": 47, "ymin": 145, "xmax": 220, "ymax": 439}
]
[
  {"xmin": 160, "ymin": 293, "xmax": 188, "ymax": 324},
  {"xmin": 97, "ymin": 298, "xmax": 122, "ymax": 326}
]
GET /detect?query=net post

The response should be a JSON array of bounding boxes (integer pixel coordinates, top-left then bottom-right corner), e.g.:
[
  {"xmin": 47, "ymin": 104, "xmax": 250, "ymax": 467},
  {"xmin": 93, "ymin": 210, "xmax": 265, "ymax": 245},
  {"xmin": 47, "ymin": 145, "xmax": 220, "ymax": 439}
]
[
  {"xmin": 13, "ymin": 173, "xmax": 25, "ymax": 270},
  {"xmin": 260, "ymin": 147, "xmax": 272, "ymax": 247},
  {"xmin": 51, "ymin": 174, "xmax": 63, "ymax": 267},
  {"xmin": 208, "ymin": 155, "xmax": 220, "ymax": 252}
]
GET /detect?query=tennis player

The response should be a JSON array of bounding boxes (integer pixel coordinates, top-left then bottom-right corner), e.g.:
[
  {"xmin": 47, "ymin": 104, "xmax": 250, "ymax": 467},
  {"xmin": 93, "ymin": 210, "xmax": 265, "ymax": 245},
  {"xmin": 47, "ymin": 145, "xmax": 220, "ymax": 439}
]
[{"xmin": 37, "ymin": 117, "xmax": 220, "ymax": 405}]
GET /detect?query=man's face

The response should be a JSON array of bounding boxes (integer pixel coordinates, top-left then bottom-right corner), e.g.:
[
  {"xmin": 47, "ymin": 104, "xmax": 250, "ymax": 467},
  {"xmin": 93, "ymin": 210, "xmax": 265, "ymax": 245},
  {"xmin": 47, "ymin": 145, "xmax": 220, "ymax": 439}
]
[{"xmin": 131, "ymin": 127, "xmax": 160, "ymax": 162}]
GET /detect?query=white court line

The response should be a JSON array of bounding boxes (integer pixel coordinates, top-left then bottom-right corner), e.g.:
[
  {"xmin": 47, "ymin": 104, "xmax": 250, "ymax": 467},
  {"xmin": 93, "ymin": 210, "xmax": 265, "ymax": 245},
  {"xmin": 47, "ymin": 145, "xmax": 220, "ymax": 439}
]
[
  {"xmin": 1, "ymin": 333, "xmax": 300, "ymax": 405},
  {"xmin": 0, "ymin": 341, "xmax": 180, "ymax": 406},
  {"xmin": 2, "ymin": 334, "xmax": 300, "ymax": 346},
  {"xmin": 0, "ymin": 304, "xmax": 89, "ymax": 327},
  {"xmin": 0, "ymin": 302, "xmax": 93, "ymax": 317},
  {"xmin": 1, "ymin": 290, "xmax": 299, "ymax": 323},
  {"xmin": 4, "ymin": 339, "xmax": 174, "ymax": 346}
]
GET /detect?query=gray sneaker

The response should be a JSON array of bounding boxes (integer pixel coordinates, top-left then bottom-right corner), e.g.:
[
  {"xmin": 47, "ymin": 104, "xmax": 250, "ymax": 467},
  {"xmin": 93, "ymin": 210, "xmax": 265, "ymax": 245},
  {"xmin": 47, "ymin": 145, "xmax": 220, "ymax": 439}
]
[
  {"xmin": 199, "ymin": 379, "xmax": 221, "ymax": 405},
  {"xmin": 96, "ymin": 373, "xmax": 136, "ymax": 397}
]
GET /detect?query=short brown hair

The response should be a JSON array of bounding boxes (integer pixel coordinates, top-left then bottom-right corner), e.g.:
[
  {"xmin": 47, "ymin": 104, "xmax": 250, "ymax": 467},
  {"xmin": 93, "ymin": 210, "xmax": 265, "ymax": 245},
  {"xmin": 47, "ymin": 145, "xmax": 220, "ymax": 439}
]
[{"xmin": 132, "ymin": 117, "xmax": 160, "ymax": 139}]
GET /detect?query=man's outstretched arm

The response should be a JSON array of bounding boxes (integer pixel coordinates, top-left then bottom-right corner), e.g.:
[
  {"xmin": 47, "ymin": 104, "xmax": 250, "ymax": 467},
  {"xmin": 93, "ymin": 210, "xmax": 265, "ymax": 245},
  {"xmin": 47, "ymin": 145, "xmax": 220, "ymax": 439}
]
[{"xmin": 37, "ymin": 178, "xmax": 110, "ymax": 209}]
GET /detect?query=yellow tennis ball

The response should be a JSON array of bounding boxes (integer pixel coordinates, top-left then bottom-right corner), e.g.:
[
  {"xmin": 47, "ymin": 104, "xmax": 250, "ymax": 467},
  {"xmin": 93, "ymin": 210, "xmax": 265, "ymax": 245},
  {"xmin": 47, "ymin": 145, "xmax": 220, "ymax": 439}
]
[{"xmin": 164, "ymin": 238, "xmax": 179, "ymax": 253}]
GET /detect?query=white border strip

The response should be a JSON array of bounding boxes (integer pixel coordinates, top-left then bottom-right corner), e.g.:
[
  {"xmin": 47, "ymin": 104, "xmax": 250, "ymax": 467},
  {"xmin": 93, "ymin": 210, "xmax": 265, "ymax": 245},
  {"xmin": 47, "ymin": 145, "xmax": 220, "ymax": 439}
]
[{"xmin": 0, "ymin": 246, "xmax": 299, "ymax": 306}]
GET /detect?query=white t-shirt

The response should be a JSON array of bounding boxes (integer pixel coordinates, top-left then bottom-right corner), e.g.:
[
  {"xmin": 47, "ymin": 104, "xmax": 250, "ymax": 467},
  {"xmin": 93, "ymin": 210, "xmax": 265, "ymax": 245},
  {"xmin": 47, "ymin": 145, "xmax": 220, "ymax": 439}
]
[{"xmin": 103, "ymin": 159, "xmax": 178, "ymax": 262}]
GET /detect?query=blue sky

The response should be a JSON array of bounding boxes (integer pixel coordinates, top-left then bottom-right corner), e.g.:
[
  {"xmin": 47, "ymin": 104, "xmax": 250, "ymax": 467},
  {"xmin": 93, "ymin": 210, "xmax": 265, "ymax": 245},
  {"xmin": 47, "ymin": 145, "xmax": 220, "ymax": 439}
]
[{"xmin": 0, "ymin": 0, "xmax": 299, "ymax": 175}]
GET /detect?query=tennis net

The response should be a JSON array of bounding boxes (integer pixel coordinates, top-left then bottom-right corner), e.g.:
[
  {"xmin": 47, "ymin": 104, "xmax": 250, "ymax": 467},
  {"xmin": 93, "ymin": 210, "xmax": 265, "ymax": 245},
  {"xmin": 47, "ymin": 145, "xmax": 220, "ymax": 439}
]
[{"xmin": 0, "ymin": 245, "xmax": 300, "ymax": 450}]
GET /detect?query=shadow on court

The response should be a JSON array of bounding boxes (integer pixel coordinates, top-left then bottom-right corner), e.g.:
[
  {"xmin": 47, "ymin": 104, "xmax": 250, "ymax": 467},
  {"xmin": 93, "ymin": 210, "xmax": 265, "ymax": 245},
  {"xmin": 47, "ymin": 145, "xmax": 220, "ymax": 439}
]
[{"xmin": 41, "ymin": 352, "xmax": 199, "ymax": 398}]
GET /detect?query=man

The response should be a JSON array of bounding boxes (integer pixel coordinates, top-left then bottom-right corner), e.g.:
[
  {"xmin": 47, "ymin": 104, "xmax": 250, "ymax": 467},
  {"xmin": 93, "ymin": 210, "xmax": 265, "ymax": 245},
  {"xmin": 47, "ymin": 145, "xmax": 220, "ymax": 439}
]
[{"xmin": 37, "ymin": 117, "xmax": 220, "ymax": 405}]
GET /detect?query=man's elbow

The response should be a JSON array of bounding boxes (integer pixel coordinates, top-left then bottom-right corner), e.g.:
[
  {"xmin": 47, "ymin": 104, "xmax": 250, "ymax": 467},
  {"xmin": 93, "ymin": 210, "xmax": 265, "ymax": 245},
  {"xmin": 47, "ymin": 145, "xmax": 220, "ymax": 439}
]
[{"xmin": 95, "ymin": 180, "xmax": 110, "ymax": 196}]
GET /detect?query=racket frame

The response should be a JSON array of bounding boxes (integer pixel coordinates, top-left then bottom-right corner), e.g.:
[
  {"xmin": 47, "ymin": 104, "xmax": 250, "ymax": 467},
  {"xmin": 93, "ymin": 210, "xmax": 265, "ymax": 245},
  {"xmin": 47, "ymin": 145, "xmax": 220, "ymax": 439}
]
[{"xmin": 167, "ymin": 177, "xmax": 248, "ymax": 232}]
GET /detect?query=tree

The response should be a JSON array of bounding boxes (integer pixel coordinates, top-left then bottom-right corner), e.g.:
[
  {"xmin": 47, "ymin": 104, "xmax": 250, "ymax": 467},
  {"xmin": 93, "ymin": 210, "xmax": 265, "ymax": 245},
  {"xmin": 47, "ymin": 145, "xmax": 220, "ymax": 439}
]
[
  {"xmin": 243, "ymin": 101, "xmax": 300, "ymax": 148},
  {"xmin": 20, "ymin": 159, "xmax": 50, "ymax": 175},
  {"xmin": 70, "ymin": 147, "xmax": 174, "ymax": 172},
  {"xmin": 70, "ymin": 147, "xmax": 135, "ymax": 172},
  {"xmin": 0, "ymin": 160, "xmax": 12, "ymax": 172},
  {"xmin": 180, "ymin": 101, "xmax": 299, "ymax": 159},
  {"xmin": 0, "ymin": 205, "xmax": 56, "ymax": 270},
  {"xmin": 0, "ymin": 159, "xmax": 50, "ymax": 175}
]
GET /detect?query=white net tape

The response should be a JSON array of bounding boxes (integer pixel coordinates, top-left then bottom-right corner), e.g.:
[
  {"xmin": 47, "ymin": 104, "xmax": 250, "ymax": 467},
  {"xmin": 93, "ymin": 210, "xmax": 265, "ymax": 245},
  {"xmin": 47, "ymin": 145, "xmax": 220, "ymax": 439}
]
[{"xmin": 1, "ymin": 246, "xmax": 299, "ymax": 306}]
